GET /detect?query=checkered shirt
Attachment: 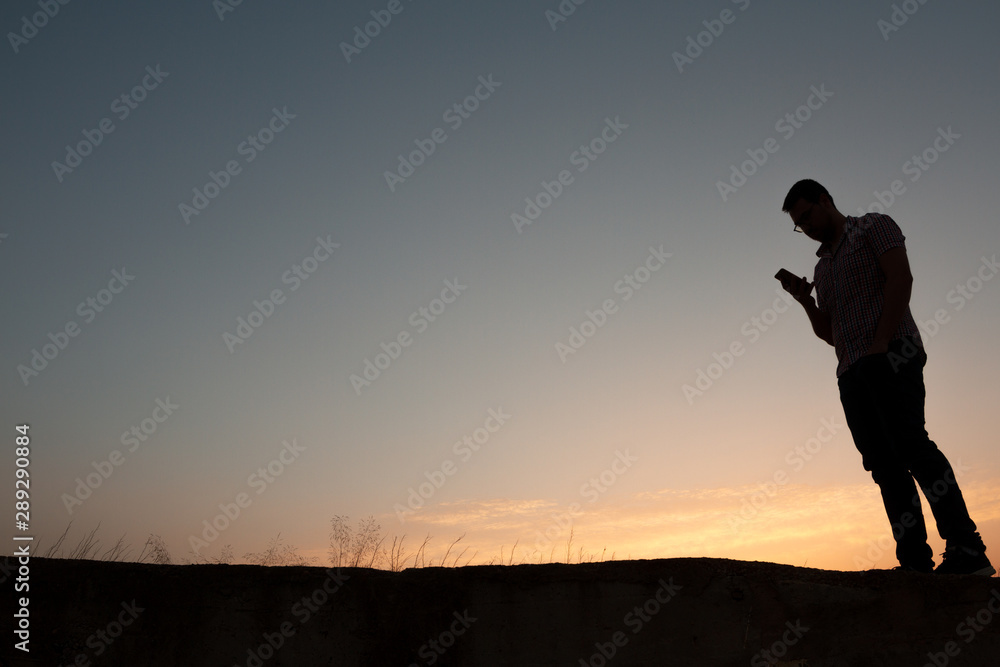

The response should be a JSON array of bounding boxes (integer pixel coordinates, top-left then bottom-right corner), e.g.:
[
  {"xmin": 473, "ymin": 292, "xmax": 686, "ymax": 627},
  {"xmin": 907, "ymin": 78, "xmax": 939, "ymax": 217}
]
[{"xmin": 813, "ymin": 212, "xmax": 922, "ymax": 377}]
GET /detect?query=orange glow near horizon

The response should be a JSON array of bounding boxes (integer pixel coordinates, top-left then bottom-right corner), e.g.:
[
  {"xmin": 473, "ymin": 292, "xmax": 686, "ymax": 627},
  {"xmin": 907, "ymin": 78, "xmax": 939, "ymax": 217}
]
[{"xmin": 283, "ymin": 477, "xmax": 1000, "ymax": 573}]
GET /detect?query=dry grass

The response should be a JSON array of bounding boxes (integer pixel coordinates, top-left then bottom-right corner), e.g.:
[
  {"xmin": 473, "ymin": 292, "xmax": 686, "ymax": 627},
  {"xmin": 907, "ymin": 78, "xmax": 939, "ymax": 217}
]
[
  {"xmin": 21, "ymin": 517, "xmax": 610, "ymax": 569},
  {"xmin": 41, "ymin": 521, "xmax": 133, "ymax": 562},
  {"xmin": 329, "ymin": 515, "xmax": 387, "ymax": 568},
  {"xmin": 245, "ymin": 533, "xmax": 316, "ymax": 567}
]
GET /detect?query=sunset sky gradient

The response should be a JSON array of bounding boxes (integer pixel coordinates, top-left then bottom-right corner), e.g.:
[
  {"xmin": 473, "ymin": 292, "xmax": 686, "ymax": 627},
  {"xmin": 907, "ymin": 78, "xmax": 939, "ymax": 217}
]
[{"xmin": 2, "ymin": 0, "xmax": 999, "ymax": 571}]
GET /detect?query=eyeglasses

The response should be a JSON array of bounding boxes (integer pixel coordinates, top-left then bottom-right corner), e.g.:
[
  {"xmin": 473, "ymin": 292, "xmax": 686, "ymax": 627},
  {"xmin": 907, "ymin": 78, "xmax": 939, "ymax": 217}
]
[{"xmin": 792, "ymin": 203, "xmax": 814, "ymax": 233}]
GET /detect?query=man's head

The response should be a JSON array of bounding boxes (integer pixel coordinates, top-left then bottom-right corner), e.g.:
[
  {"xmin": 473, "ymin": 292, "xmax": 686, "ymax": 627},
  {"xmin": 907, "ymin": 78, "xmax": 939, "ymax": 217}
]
[{"xmin": 782, "ymin": 179, "xmax": 843, "ymax": 244}]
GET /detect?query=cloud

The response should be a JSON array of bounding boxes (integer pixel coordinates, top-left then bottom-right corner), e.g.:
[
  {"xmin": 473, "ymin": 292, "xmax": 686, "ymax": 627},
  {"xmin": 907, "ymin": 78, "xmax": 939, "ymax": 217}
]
[{"xmin": 376, "ymin": 477, "xmax": 1000, "ymax": 570}]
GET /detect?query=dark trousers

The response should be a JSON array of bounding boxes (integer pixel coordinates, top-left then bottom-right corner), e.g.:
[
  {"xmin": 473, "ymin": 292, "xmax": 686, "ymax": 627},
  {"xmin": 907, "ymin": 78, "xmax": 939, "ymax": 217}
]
[{"xmin": 837, "ymin": 336, "xmax": 979, "ymax": 567}]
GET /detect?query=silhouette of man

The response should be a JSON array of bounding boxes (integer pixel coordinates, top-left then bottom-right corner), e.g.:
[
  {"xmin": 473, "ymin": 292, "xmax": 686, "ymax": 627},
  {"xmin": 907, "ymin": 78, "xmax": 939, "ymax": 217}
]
[{"xmin": 779, "ymin": 179, "xmax": 993, "ymax": 575}]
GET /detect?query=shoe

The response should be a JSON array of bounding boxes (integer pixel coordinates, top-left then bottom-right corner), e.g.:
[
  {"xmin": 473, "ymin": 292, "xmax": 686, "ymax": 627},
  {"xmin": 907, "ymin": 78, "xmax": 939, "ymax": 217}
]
[{"xmin": 934, "ymin": 545, "xmax": 996, "ymax": 576}]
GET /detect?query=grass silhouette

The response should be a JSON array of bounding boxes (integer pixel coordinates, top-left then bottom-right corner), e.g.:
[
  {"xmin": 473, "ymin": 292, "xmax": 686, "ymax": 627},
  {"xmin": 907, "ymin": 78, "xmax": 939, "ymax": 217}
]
[{"xmin": 24, "ymin": 517, "xmax": 616, "ymax": 569}]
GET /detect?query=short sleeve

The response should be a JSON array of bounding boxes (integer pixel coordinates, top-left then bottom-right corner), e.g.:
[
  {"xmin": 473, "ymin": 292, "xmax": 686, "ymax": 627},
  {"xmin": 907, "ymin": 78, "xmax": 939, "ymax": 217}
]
[{"xmin": 864, "ymin": 213, "xmax": 906, "ymax": 256}]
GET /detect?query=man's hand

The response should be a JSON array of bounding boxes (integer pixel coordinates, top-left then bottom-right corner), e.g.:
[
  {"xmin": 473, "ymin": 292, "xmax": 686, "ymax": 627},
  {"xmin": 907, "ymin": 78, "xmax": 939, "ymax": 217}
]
[
  {"xmin": 863, "ymin": 339, "xmax": 890, "ymax": 357},
  {"xmin": 778, "ymin": 273, "xmax": 814, "ymax": 305},
  {"xmin": 776, "ymin": 268, "xmax": 831, "ymax": 344}
]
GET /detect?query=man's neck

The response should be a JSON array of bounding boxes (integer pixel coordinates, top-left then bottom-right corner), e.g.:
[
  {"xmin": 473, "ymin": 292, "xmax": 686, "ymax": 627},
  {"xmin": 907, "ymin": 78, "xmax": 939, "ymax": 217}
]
[{"xmin": 828, "ymin": 211, "xmax": 847, "ymax": 249}]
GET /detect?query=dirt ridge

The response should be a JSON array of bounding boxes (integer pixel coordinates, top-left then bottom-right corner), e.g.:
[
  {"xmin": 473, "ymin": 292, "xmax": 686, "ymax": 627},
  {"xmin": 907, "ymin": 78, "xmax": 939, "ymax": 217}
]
[{"xmin": 6, "ymin": 556, "xmax": 1000, "ymax": 666}]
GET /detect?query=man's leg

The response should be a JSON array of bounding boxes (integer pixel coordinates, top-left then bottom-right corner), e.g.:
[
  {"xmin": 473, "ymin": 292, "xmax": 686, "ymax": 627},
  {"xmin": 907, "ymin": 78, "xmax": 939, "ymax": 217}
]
[
  {"xmin": 838, "ymin": 354, "xmax": 934, "ymax": 570},
  {"xmin": 885, "ymin": 340, "xmax": 982, "ymax": 551}
]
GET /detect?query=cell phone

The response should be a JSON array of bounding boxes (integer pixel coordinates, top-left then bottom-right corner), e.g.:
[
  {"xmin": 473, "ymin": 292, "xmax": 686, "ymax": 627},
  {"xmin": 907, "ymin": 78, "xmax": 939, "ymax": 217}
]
[
  {"xmin": 774, "ymin": 268, "xmax": 797, "ymax": 284},
  {"xmin": 774, "ymin": 268, "xmax": 802, "ymax": 292}
]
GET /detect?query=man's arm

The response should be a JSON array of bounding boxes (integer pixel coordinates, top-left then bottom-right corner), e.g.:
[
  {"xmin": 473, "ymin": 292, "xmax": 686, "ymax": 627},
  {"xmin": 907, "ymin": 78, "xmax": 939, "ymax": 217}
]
[
  {"xmin": 866, "ymin": 246, "xmax": 913, "ymax": 355},
  {"xmin": 782, "ymin": 275, "xmax": 833, "ymax": 345},
  {"xmin": 803, "ymin": 298, "xmax": 833, "ymax": 346}
]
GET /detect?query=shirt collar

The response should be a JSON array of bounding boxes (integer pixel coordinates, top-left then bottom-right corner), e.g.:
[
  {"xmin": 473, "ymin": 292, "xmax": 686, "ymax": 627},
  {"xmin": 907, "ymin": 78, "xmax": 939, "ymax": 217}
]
[{"xmin": 816, "ymin": 215, "xmax": 853, "ymax": 258}]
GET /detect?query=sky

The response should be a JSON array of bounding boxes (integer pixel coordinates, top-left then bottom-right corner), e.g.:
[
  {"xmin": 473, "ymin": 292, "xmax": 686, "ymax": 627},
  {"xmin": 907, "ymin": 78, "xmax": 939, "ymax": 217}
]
[{"xmin": 2, "ymin": 0, "xmax": 999, "ymax": 572}]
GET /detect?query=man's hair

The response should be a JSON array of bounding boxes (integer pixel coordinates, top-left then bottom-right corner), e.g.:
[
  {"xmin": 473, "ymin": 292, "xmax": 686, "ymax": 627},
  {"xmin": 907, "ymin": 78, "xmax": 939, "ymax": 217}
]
[{"xmin": 782, "ymin": 179, "xmax": 834, "ymax": 212}]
